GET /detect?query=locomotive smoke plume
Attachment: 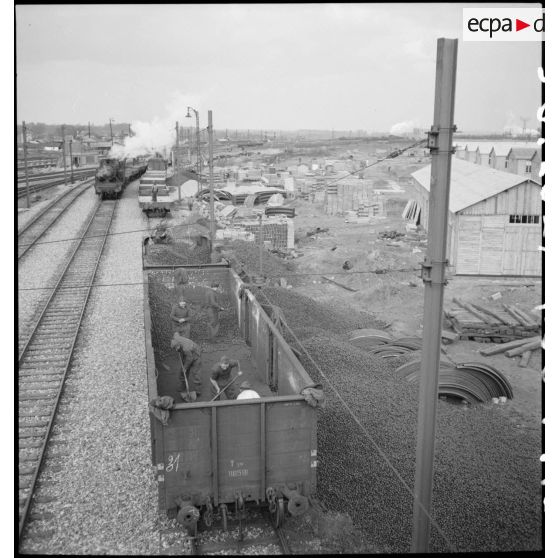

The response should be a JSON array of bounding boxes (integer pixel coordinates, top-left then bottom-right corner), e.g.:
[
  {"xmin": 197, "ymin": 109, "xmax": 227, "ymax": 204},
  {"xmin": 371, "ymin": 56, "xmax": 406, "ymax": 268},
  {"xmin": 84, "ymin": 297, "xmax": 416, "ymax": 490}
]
[{"xmin": 108, "ymin": 93, "xmax": 201, "ymax": 159}]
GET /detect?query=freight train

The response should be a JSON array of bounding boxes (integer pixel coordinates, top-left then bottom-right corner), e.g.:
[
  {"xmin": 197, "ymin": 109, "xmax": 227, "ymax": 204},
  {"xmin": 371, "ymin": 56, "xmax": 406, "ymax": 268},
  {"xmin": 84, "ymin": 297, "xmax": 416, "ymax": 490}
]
[
  {"xmin": 143, "ymin": 260, "xmax": 321, "ymax": 534},
  {"xmin": 94, "ymin": 157, "xmax": 147, "ymax": 199}
]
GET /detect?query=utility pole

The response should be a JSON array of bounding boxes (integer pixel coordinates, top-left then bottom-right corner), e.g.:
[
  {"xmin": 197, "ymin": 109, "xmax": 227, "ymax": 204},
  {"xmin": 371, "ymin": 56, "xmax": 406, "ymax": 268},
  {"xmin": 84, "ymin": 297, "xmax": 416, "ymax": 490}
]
[
  {"xmin": 61, "ymin": 124, "xmax": 68, "ymax": 186},
  {"xmin": 208, "ymin": 110, "xmax": 215, "ymax": 242},
  {"xmin": 69, "ymin": 138, "xmax": 74, "ymax": 183},
  {"xmin": 259, "ymin": 213, "xmax": 263, "ymax": 276},
  {"xmin": 175, "ymin": 120, "xmax": 181, "ymax": 201},
  {"xmin": 411, "ymin": 37, "xmax": 458, "ymax": 553},
  {"xmin": 109, "ymin": 118, "xmax": 114, "ymax": 146},
  {"xmin": 22, "ymin": 121, "xmax": 30, "ymax": 209},
  {"xmin": 128, "ymin": 123, "xmax": 132, "ymax": 137},
  {"xmin": 88, "ymin": 121, "xmax": 91, "ymax": 138}
]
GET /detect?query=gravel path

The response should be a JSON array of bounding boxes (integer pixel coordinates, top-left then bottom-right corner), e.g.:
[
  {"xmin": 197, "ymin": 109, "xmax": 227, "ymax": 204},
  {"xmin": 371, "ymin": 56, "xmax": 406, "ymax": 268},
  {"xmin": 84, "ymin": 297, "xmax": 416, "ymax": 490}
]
[
  {"xmin": 20, "ymin": 181, "xmax": 161, "ymax": 554},
  {"xmin": 18, "ymin": 187, "xmax": 99, "ymax": 351}
]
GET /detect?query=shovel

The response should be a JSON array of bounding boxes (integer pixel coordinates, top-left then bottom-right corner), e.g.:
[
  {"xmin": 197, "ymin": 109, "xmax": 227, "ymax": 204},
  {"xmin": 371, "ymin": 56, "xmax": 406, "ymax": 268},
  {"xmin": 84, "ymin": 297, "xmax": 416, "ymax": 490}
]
[
  {"xmin": 179, "ymin": 354, "xmax": 197, "ymax": 403},
  {"xmin": 210, "ymin": 371, "xmax": 243, "ymax": 402}
]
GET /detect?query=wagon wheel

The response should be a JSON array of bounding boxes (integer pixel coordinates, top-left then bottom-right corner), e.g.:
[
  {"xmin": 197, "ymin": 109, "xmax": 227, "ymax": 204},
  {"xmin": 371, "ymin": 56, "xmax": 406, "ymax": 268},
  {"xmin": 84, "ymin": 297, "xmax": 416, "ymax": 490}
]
[{"xmin": 274, "ymin": 497, "xmax": 285, "ymax": 528}]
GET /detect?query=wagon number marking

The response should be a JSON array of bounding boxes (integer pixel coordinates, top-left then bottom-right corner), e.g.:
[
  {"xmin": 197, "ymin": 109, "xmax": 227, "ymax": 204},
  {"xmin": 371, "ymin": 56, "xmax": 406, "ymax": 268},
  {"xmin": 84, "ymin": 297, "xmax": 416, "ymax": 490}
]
[
  {"xmin": 166, "ymin": 453, "xmax": 181, "ymax": 473},
  {"xmin": 228, "ymin": 469, "xmax": 249, "ymax": 477}
]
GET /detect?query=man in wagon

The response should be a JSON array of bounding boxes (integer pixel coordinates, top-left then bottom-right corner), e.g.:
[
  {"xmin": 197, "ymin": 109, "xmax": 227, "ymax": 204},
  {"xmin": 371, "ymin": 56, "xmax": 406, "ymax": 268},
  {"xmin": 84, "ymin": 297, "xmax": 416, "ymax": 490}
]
[
  {"xmin": 170, "ymin": 333, "xmax": 203, "ymax": 399},
  {"xmin": 170, "ymin": 298, "xmax": 192, "ymax": 338},
  {"xmin": 210, "ymin": 356, "xmax": 241, "ymax": 400},
  {"xmin": 204, "ymin": 283, "xmax": 225, "ymax": 342}
]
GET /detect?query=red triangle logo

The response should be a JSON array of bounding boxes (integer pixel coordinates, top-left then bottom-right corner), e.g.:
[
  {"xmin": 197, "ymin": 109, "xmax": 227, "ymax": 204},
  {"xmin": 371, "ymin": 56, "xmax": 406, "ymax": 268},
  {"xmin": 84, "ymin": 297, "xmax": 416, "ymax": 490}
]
[{"xmin": 516, "ymin": 19, "xmax": 530, "ymax": 31}]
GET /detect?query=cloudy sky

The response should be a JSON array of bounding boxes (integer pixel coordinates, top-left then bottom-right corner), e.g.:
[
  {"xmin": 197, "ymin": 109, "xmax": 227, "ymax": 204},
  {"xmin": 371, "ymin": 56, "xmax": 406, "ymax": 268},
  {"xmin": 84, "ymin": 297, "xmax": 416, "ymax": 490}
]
[{"xmin": 16, "ymin": 3, "xmax": 542, "ymax": 133}]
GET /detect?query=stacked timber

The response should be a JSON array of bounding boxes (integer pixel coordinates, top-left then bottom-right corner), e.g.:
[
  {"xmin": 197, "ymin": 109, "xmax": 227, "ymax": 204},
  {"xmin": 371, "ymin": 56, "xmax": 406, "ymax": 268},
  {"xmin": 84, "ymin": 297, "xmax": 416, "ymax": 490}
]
[
  {"xmin": 445, "ymin": 298, "xmax": 541, "ymax": 342},
  {"xmin": 479, "ymin": 336, "xmax": 541, "ymax": 369}
]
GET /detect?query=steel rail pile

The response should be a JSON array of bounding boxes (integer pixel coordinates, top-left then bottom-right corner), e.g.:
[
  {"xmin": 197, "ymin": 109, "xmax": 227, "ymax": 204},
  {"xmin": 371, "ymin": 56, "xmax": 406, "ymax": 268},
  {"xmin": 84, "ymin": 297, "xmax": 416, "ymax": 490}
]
[
  {"xmin": 395, "ymin": 358, "xmax": 514, "ymax": 404},
  {"xmin": 445, "ymin": 298, "xmax": 541, "ymax": 342}
]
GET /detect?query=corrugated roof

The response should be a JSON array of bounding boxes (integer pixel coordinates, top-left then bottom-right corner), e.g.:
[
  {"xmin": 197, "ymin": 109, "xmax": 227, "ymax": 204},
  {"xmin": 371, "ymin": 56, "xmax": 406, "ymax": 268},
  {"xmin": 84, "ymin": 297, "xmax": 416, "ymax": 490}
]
[
  {"xmin": 453, "ymin": 141, "xmax": 538, "ymax": 156},
  {"xmin": 411, "ymin": 157, "xmax": 538, "ymax": 213},
  {"xmin": 508, "ymin": 147, "xmax": 540, "ymax": 160},
  {"xmin": 490, "ymin": 142, "xmax": 538, "ymax": 156}
]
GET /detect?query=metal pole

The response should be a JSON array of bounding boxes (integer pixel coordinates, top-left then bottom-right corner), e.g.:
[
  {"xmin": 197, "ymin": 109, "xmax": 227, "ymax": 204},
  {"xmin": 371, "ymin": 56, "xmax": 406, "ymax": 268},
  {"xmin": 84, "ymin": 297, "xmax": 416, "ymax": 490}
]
[
  {"xmin": 69, "ymin": 139, "xmax": 74, "ymax": 183},
  {"xmin": 22, "ymin": 121, "xmax": 30, "ymax": 209},
  {"xmin": 175, "ymin": 120, "xmax": 181, "ymax": 202},
  {"xmin": 109, "ymin": 119, "xmax": 114, "ymax": 146},
  {"xmin": 196, "ymin": 111, "xmax": 201, "ymax": 193},
  {"xmin": 208, "ymin": 110, "xmax": 215, "ymax": 242},
  {"xmin": 411, "ymin": 37, "xmax": 458, "ymax": 554},
  {"xmin": 259, "ymin": 213, "xmax": 263, "ymax": 276},
  {"xmin": 61, "ymin": 125, "xmax": 67, "ymax": 186}
]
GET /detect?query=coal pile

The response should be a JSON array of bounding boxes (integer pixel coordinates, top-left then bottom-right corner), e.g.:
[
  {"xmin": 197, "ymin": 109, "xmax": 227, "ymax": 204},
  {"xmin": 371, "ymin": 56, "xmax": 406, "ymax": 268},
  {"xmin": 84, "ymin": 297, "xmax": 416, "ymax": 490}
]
[
  {"xmin": 145, "ymin": 243, "xmax": 211, "ymax": 266},
  {"xmin": 147, "ymin": 273, "xmax": 239, "ymax": 360},
  {"xmin": 254, "ymin": 287, "xmax": 383, "ymax": 337},
  {"xmin": 296, "ymin": 334, "xmax": 541, "ymax": 552},
  {"xmin": 220, "ymin": 241, "xmax": 297, "ymax": 285}
]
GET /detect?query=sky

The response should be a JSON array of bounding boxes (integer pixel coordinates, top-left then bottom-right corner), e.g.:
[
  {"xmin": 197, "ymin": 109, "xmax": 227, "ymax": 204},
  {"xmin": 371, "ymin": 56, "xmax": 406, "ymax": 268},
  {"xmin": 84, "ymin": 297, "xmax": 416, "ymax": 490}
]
[{"xmin": 16, "ymin": 3, "xmax": 541, "ymax": 133}]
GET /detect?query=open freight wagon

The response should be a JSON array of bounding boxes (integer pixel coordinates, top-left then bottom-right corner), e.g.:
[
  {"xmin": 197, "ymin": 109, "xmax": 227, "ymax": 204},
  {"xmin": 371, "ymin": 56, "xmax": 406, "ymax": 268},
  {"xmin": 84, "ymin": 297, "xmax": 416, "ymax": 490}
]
[{"xmin": 143, "ymin": 261, "xmax": 320, "ymax": 533}]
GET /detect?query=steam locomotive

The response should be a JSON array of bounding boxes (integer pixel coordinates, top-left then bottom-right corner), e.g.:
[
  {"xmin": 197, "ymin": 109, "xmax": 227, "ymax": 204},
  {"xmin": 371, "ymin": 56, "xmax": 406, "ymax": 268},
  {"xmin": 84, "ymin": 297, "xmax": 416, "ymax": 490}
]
[{"xmin": 94, "ymin": 157, "xmax": 148, "ymax": 199}]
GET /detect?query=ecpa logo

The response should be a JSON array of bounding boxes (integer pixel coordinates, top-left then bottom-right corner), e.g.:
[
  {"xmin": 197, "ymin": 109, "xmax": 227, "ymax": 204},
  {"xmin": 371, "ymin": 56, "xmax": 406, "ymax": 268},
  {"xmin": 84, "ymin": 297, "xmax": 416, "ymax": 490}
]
[{"xmin": 463, "ymin": 8, "xmax": 544, "ymax": 41}]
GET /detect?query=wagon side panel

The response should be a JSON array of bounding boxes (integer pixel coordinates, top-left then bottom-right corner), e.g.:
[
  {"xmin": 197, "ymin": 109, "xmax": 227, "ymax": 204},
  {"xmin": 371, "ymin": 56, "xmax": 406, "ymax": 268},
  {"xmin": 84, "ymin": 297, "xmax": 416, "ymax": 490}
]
[
  {"xmin": 266, "ymin": 401, "xmax": 317, "ymax": 496},
  {"xmin": 160, "ymin": 408, "xmax": 212, "ymax": 510},
  {"xmin": 215, "ymin": 404, "xmax": 262, "ymax": 503}
]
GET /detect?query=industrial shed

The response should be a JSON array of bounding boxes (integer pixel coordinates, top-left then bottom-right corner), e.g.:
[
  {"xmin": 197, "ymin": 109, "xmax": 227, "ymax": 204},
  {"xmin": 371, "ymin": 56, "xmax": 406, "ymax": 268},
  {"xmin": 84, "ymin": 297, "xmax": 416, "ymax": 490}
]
[{"xmin": 410, "ymin": 158, "xmax": 542, "ymax": 276}]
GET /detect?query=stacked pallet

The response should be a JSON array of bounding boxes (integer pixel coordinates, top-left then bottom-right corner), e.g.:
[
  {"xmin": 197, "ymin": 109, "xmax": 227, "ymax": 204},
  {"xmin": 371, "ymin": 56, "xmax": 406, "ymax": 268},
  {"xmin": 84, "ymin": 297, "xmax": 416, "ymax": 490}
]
[{"xmin": 445, "ymin": 298, "xmax": 541, "ymax": 342}]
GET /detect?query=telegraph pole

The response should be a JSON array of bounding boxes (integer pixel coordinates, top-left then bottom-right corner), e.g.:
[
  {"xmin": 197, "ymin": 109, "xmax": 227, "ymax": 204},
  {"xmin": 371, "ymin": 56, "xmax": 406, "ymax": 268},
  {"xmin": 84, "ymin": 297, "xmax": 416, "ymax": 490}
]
[
  {"xmin": 259, "ymin": 213, "xmax": 263, "ymax": 276},
  {"xmin": 411, "ymin": 37, "xmax": 458, "ymax": 553},
  {"xmin": 22, "ymin": 121, "xmax": 31, "ymax": 209},
  {"xmin": 61, "ymin": 124, "xmax": 68, "ymax": 186},
  {"xmin": 88, "ymin": 121, "xmax": 91, "ymax": 138},
  {"xmin": 69, "ymin": 138, "xmax": 74, "ymax": 183},
  {"xmin": 109, "ymin": 118, "xmax": 114, "ymax": 146},
  {"xmin": 175, "ymin": 120, "xmax": 181, "ymax": 201},
  {"xmin": 208, "ymin": 110, "xmax": 215, "ymax": 242}
]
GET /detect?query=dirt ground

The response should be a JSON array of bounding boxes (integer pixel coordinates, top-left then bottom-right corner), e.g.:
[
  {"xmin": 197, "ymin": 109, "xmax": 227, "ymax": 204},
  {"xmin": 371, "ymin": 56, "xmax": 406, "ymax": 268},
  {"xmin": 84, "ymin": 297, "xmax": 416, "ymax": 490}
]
[{"xmin": 285, "ymin": 154, "xmax": 542, "ymax": 431}]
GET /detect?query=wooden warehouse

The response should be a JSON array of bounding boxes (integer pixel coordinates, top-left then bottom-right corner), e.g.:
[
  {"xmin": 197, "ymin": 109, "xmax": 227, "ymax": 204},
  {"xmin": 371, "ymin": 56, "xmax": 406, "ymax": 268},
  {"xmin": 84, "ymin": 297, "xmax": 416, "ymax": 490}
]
[{"xmin": 410, "ymin": 158, "xmax": 542, "ymax": 276}]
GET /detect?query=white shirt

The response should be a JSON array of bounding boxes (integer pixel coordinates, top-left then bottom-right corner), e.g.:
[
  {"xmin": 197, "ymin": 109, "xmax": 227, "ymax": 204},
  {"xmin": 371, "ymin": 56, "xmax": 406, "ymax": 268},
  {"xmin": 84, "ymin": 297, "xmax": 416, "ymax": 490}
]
[{"xmin": 237, "ymin": 389, "xmax": 260, "ymax": 400}]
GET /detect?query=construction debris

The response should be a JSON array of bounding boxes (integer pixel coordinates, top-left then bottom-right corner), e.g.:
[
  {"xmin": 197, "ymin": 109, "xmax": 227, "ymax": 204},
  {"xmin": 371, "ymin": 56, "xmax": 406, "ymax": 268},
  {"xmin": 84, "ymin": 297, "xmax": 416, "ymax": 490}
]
[{"xmin": 446, "ymin": 298, "xmax": 541, "ymax": 342}]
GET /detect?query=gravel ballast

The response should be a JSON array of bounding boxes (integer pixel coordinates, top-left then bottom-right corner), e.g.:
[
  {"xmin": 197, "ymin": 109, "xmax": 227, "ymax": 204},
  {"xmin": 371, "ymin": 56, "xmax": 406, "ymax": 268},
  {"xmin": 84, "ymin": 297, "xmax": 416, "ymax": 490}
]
[
  {"xmin": 19, "ymin": 182, "xmax": 161, "ymax": 554},
  {"xmin": 18, "ymin": 187, "xmax": 100, "ymax": 352}
]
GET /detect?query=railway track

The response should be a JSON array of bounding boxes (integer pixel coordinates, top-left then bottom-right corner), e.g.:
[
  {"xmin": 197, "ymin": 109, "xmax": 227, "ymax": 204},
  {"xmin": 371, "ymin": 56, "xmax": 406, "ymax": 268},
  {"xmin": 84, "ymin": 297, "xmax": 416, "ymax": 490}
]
[
  {"xmin": 17, "ymin": 168, "xmax": 96, "ymax": 199},
  {"xmin": 18, "ymin": 179, "xmax": 94, "ymax": 260},
  {"xmin": 159, "ymin": 507, "xmax": 293, "ymax": 555},
  {"xmin": 18, "ymin": 199, "xmax": 117, "ymax": 541}
]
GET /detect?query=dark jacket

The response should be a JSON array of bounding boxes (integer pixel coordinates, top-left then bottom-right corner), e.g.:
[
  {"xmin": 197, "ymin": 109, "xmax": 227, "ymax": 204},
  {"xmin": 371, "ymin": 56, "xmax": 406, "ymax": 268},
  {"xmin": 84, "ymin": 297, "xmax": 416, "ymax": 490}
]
[
  {"xmin": 211, "ymin": 359, "xmax": 239, "ymax": 384},
  {"xmin": 170, "ymin": 304, "xmax": 191, "ymax": 325}
]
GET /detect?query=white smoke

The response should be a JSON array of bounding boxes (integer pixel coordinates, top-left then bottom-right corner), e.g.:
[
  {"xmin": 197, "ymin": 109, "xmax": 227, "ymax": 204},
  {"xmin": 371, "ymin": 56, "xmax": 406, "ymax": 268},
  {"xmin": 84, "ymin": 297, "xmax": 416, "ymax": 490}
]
[
  {"xmin": 503, "ymin": 111, "xmax": 539, "ymax": 138},
  {"xmin": 109, "ymin": 92, "xmax": 201, "ymax": 159},
  {"xmin": 389, "ymin": 120, "xmax": 420, "ymax": 136}
]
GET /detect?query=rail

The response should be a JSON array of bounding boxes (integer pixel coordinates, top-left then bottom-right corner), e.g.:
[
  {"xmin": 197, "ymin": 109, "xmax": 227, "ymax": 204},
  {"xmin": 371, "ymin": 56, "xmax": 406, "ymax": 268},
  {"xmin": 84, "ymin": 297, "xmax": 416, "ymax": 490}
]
[
  {"xmin": 17, "ymin": 168, "xmax": 97, "ymax": 199},
  {"xmin": 18, "ymin": 199, "xmax": 117, "ymax": 542},
  {"xmin": 18, "ymin": 179, "xmax": 94, "ymax": 260}
]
